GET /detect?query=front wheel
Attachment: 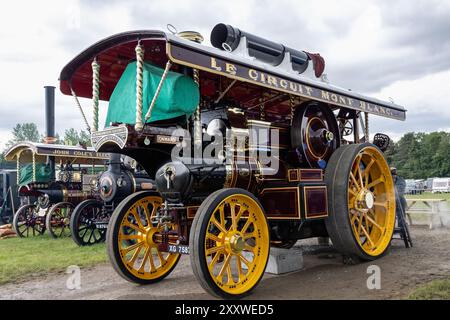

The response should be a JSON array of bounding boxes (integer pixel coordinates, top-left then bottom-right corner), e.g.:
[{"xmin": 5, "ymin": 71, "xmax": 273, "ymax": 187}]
[
  {"xmin": 190, "ymin": 188, "xmax": 270, "ymax": 299},
  {"xmin": 106, "ymin": 191, "xmax": 180, "ymax": 284},
  {"xmin": 46, "ymin": 202, "xmax": 74, "ymax": 238},
  {"xmin": 13, "ymin": 204, "xmax": 46, "ymax": 237},
  {"xmin": 70, "ymin": 199, "xmax": 106, "ymax": 246},
  {"xmin": 325, "ymin": 143, "xmax": 396, "ymax": 261}
]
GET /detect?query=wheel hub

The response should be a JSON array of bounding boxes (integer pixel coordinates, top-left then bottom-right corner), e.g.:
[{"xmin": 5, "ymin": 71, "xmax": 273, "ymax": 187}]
[
  {"xmin": 224, "ymin": 232, "xmax": 245, "ymax": 253},
  {"xmin": 144, "ymin": 227, "xmax": 157, "ymax": 246},
  {"xmin": 356, "ymin": 189, "xmax": 375, "ymax": 210}
]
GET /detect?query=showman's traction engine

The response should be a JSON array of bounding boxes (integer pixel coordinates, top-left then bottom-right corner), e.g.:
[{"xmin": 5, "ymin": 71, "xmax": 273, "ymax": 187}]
[{"xmin": 59, "ymin": 23, "xmax": 406, "ymax": 299}]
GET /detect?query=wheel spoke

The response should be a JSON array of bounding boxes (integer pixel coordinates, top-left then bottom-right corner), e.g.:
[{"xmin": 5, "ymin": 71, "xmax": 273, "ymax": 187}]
[
  {"xmin": 218, "ymin": 206, "xmax": 225, "ymax": 226},
  {"xmin": 206, "ymin": 245, "xmax": 225, "ymax": 256},
  {"xmin": 349, "ymin": 172, "xmax": 361, "ymax": 191},
  {"xmin": 243, "ymin": 232, "xmax": 256, "ymax": 240},
  {"xmin": 206, "ymin": 233, "xmax": 222, "ymax": 243},
  {"xmin": 238, "ymin": 253, "xmax": 251, "ymax": 268},
  {"xmin": 240, "ymin": 215, "xmax": 254, "ymax": 234},
  {"xmin": 364, "ymin": 159, "xmax": 375, "ymax": 184},
  {"xmin": 123, "ymin": 221, "xmax": 145, "ymax": 234},
  {"xmin": 211, "ymin": 217, "xmax": 227, "ymax": 234},
  {"xmin": 119, "ymin": 234, "xmax": 140, "ymax": 241},
  {"xmin": 139, "ymin": 247, "xmax": 151, "ymax": 271},
  {"xmin": 208, "ymin": 252, "xmax": 222, "ymax": 271},
  {"xmin": 360, "ymin": 225, "xmax": 374, "ymax": 248},
  {"xmin": 130, "ymin": 209, "xmax": 144, "ymax": 229},
  {"xmin": 226, "ymin": 261, "xmax": 234, "ymax": 284},
  {"xmin": 231, "ymin": 204, "xmax": 237, "ymax": 230},
  {"xmin": 217, "ymin": 253, "xmax": 231, "ymax": 280},
  {"xmin": 373, "ymin": 201, "xmax": 387, "ymax": 209},
  {"xmin": 143, "ymin": 206, "xmax": 152, "ymax": 226},
  {"xmin": 121, "ymin": 241, "xmax": 144, "ymax": 255},
  {"xmin": 235, "ymin": 255, "xmax": 244, "ymax": 282},
  {"xmin": 244, "ymin": 243, "xmax": 256, "ymax": 253},
  {"xmin": 157, "ymin": 250, "xmax": 166, "ymax": 265},
  {"xmin": 367, "ymin": 177, "xmax": 384, "ymax": 190},
  {"xmin": 128, "ymin": 245, "xmax": 143, "ymax": 265},
  {"xmin": 365, "ymin": 214, "xmax": 384, "ymax": 232}
]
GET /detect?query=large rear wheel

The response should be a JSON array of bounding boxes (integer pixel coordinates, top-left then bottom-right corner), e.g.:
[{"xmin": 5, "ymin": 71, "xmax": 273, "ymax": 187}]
[
  {"xmin": 107, "ymin": 191, "xmax": 180, "ymax": 284},
  {"xmin": 325, "ymin": 143, "xmax": 396, "ymax": 260},
  {"xmin": 190, "ymin": 188, "xmax": 270, "ymax": 299}
]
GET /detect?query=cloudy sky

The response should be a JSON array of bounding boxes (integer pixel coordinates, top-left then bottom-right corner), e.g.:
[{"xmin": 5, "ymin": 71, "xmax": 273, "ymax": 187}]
[{"xmin": 0, "ymin": 0, "xmax": 449, "ymax": 150}]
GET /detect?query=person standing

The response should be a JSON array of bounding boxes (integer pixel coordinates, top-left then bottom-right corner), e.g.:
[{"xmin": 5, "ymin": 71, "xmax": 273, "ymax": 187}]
[{"xmin": 391, "ymin": 167, "xmax": 407, "ymax": 216}]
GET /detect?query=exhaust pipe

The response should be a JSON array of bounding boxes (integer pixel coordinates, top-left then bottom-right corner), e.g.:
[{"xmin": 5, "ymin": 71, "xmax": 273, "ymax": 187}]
[
  {"xmin": 210, "ymin": 23, "xmax": 310, "ymax": 74},
  {"xmin": 44, "ymin": 86, "xmax": 56, "ymax": 179},
  {"xmin": 108, "ymin": 153, "xmax": 122, "ymax": 174},
  {"xmin": 44, "ymin": 86, "xmax": 56, "ymax": 144}
]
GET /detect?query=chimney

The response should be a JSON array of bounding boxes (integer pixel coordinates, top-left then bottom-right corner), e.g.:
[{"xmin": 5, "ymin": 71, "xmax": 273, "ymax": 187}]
[
  {"xmin": 44, "ymin": 86, "xmax": 56, "ymax": 144},
  {"xmin": 44, "ymin": 86, "xmax": 56, "ymax": 179}
]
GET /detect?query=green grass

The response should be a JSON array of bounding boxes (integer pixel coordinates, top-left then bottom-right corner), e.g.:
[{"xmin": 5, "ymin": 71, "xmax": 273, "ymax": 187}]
[
  {"xmin": 406, "ymin": 192, "xmax": 450, "ymax": 201},
  {"xmin": 0, "ymin": 235, "xmax": 107, "ymax": 285},
  {"xmin": 407, "ymin": 277, "xmax": 450, "ymax": 300}
]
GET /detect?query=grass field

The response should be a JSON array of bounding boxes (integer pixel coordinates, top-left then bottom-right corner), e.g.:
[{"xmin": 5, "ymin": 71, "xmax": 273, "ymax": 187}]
[
  {"xmin": 406, "ymin": 192, "xmax": 450, "ymax": 201},
  {"xmin": 0, "ymin": 235, "xmax": 107, "ymax": 285},
  {"xmin": 407, "ymin": 277, "xmax": 450, "ymax": 300}
]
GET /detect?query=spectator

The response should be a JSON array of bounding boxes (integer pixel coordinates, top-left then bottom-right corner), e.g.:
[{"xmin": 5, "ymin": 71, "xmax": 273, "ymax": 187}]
[{"xmin": 391, "ymin": 167, "xmax": 407, "ymax": 216}]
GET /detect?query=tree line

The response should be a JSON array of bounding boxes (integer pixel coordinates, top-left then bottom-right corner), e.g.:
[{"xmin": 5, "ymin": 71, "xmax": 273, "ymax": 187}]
[
  {"xmin": 0, "ymin": 123, "xmax": 91, "ymax": 167},
  {"xmin": 384, "ymin": 131, "xmax": 450, "ymax": 179}
]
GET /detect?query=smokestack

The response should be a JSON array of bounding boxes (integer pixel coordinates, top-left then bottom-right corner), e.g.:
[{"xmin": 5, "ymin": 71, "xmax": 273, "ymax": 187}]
[
  {"xmin": 108, "ymin": 153, "xmax": 122, "ymax": 174},
  {"xmin": 44, "ymin": 86, "xmax": 56, "ymax": 179},
  {"xmin": 44, "ymin": 86, "xmax": 56, "ymax": 144}
]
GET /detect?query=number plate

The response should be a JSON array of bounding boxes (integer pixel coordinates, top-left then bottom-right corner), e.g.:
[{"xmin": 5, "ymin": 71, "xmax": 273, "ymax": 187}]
[{"xmin": 167, "ymin": 244, "xmax": 190, "ymax": 254}]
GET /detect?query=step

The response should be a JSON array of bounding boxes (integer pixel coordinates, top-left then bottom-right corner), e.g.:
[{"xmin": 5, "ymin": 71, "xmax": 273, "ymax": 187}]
[{"xmin": 243, "ymin": 246, "xmax": 304, "ymax": 275}]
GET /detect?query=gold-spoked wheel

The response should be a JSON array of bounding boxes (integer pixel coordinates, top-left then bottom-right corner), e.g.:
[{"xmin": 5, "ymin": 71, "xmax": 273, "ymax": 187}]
[
  {"xmin": 190, "ymin": 188, "xmax": 270, "ymax": 299},
  {"xmin": 107, "ymin": 191, "xmax": 180, "ymax": 284},
  {"xmin": 325, "ymin": 143, "xmax": 396, "ymax": 260}
]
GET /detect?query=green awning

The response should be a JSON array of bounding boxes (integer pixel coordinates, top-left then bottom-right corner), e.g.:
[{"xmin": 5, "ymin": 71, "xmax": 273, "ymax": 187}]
[
  {"xmin": 105, "ymin": 62, "xmax": 199, "ymax": 126},
  {"xmin": 19, "ymin": 163, "xmax": 52, "ymax": 186}
]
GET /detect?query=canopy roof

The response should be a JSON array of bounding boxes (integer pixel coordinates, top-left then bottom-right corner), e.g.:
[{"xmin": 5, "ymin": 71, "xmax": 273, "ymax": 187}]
[
  {"xmin": 4, "ymin": 142, "xmax": 109, "ymax": 165},
  {"xmin": 59, "ymin": 30, "xmax": 406, "ymax": 121}
]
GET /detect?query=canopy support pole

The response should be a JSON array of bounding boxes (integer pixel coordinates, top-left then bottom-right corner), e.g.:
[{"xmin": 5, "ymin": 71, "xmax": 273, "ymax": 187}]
[
  {"xmin": 364, "ymin": 112, "xmax": 369, "ymax": 141},
  {"xmin": 16, "ymin": 152, "xmax": 21, "ymax": 185},
  {"xmin": 70, "ymin": 87, "xmax": 91, "ymax": 133},
  {"xmin": 193, "ymin": 69, "xmax": 202, "ymax": 149},
  {"xmin": 135, "ymin": 43, "xmax": 145, "ymax": 131},
  {"xmin": 32, "ymin": 153, "xmax": 36, "ymax": 182},
  {"xmin": 92, "ymin": 58, "xmax": 100, "ymax": 132},
  {"xmin": 143, "ymin": 60, "xmax": 173, "ymax": 125}
]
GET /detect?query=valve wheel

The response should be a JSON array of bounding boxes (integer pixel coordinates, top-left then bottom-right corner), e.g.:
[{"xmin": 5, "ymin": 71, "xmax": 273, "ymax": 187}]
[
  {"xmin": 46, "ymin": 202, "xmax": 74, "ymax": 238},
  {"xmin": 190, "ymin": 188, "xmax": 270, "ymax": 299},
  {"xmin": 107, "ymin": 191, "xmax": 180, "ymax": 284},
  {"xmin": 325, "ymin": 143, "xmax": 396, "ymax": 260},
  {"xmin": 70, "ymin": 199, "xmax": 106, "ymax": 246},
  {"xmin": 13, "ymin": 204, "xmax": 46, "ymax": 237}
]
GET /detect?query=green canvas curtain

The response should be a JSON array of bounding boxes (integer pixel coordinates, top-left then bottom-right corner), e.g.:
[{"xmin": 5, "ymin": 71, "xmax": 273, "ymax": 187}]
[
  {"xmin": 105, "ymin": 62, "xmax": 200, "ymax": 126},
  {"xmin": 19, "ymin": 163, "xmax": 52, "ymax": 186}
]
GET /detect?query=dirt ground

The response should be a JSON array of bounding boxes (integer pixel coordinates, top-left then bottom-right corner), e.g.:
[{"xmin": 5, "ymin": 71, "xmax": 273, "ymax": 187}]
[{"xmin": 0, "ymin": 226, "xmax": 449, "ymax": 300}]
